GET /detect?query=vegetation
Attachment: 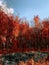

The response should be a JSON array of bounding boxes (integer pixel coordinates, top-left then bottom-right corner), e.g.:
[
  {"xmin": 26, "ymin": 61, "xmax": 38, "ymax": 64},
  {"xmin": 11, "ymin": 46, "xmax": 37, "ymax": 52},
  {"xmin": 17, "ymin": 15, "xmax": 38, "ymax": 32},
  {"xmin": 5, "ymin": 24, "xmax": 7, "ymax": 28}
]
[{"xmin": 0, "ymin": 10, "xmax": 49, "ymax": 54}]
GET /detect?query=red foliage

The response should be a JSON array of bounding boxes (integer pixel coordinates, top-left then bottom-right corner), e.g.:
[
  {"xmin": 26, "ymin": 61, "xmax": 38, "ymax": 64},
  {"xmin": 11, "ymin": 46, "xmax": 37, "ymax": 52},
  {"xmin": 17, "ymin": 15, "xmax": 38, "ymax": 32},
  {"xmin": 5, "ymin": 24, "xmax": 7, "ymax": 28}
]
[{"xmin": 0, "ymin": 10, "xmax": 49, "ymax": 54}]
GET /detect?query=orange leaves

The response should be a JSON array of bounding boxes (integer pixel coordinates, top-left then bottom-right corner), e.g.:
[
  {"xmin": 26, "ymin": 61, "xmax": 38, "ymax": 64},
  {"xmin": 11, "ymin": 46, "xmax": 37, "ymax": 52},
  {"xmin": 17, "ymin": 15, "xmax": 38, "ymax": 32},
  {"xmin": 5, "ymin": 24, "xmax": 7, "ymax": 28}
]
[
  {"xmin": 13, "ymin": 23, "xmax": 20, "ymax": 37},
  {"xmin": 15, "ymin": 16, "xmax": 19, "ymax": 22},
  {"xmin": 34, "ymin": 16, "xmax": 40, "ymax": 28},
  {"xmin": 13, "ymin": 29, "xmax": 19, "ymax": 37},
  {"xmin": 0, "ymin": 10, "xmax": 49, "ymax": 53},
  {"xmin": 34, "ymin": 16, "xmax": 39, "ymax": 23}
]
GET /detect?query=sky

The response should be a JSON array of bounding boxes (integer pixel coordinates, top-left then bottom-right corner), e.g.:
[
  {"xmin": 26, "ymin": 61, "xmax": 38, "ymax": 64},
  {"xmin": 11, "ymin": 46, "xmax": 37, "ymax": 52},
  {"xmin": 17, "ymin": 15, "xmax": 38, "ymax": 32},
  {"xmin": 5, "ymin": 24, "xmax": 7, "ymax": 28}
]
[{"xmin": 1, "ymin": 0, "xmax": 49, "ymax": 21}]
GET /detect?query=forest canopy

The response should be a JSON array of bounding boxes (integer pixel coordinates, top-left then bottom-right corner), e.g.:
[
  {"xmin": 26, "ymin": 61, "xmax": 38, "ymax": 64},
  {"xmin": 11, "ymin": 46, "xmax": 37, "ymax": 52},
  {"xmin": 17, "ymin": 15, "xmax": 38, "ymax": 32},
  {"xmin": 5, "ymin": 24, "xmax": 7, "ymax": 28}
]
[{"xmin": 0, "ymin": 10, "xmax": 49, "ymax": 54}]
